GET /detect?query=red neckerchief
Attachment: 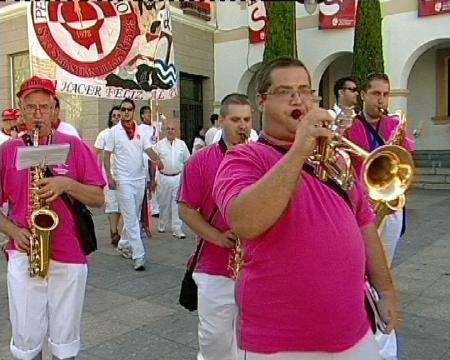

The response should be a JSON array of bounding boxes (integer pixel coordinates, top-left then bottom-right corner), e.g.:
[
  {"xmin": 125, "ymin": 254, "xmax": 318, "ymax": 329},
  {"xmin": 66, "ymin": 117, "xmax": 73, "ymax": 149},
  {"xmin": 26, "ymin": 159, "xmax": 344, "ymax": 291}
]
[{"xmin": 121, "ymin": 120, "xmax": 136, "ymax": 140}]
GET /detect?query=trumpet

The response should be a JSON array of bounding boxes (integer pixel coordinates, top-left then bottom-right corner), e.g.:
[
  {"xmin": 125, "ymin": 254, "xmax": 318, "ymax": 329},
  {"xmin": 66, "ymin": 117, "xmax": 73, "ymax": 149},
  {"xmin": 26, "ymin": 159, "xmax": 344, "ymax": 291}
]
[{"xmin": 305, "ymin": 109, "xmax": 415, "ymax": 205}]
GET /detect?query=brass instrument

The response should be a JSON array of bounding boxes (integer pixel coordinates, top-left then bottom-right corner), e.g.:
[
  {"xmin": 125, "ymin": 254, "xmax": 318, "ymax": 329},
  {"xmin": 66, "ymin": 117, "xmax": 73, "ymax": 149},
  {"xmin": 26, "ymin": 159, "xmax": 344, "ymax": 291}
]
[
  {"xmin": 372, "ymin": 110, "xmax": 410, "ymax": 227},
  {"xmin": 28, "ymin": 127, "xmax": 59, "ymax": 278},
  {"xmin": 307, "ymin": 108, "xmax": 414, "ymax": 205}
]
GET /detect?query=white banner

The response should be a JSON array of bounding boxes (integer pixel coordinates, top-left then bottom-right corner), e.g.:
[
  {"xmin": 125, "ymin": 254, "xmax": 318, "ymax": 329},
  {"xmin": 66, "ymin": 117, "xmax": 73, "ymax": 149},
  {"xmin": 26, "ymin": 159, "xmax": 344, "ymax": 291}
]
[{"xmin": 28, "ymin": 1, "xmax": 177, "ymax": 100}]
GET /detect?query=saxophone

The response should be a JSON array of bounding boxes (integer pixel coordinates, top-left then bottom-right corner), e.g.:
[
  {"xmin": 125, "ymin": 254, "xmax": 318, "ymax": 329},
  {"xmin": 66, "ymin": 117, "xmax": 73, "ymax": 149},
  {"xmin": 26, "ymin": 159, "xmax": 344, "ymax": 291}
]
[
  {"xmin": 373, "ymin": 110, "xmax": 409, "ymax": 228},
  {"xmin": 28, "ymin": 127, "xmax": 59, "ymax": 278}
]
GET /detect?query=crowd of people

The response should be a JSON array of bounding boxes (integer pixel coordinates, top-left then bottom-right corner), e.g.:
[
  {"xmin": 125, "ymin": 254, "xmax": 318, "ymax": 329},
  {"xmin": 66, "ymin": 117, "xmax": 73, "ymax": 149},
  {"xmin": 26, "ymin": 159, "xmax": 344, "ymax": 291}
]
[{"xmin": 0, "ymin": 55, "xmax": 416, "ymax": 360}]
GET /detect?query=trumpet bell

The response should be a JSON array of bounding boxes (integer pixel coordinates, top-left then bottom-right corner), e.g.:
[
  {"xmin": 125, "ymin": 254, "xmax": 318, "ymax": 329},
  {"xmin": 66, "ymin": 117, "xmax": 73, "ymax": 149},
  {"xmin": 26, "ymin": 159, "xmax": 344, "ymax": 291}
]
[{"xmin": 363, "ymin": 145, "xmax": 414, "ymax": 202}]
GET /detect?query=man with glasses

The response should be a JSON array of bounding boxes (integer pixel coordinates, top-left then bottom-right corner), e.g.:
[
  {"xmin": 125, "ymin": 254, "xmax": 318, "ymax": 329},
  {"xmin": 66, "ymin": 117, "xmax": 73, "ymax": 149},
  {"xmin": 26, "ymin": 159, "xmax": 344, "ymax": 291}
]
[
  {"xmin": 0, "ymin": 76, "xmax": 105, "ymax": 360},
  {"xmin": 333, "ymin": 76, "xmax": 360, "ymax": 114},
  {"xmin": 95, "ymin": 105, "xmax": 123, "ymax": 246},
  {"xmin": 104, "ymin": 98, "xmax": 162, "ymax": 271},
  {"xmin": 213, "ymin": 57, "xmax": 399, "ymax": 359},
  {"xmin": 346, "ymin": 73, "xmax": 415, "ymax": 360}
]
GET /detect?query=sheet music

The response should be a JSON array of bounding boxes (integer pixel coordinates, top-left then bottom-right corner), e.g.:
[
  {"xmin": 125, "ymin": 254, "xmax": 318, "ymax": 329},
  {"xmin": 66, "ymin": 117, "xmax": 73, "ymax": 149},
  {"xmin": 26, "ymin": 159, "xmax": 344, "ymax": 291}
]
[{"xmin": 16, "ymin": 144, "xmax": 70, "ymax": 170}]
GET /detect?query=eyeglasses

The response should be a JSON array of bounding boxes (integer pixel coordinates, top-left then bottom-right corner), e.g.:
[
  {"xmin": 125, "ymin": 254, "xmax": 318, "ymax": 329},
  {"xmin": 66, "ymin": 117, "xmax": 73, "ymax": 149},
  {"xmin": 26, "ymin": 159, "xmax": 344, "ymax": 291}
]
[
  {"xmin": 261, "ymin": 87, "xmax": 316, "ymax": 100},
  {"xmin": 343, "ymin": 87, "xmax": 359, "ymax": 93},
  {"xmin": 121, "ymin": 107, "xmax": 134, "ymax": 112},
  {"xmin": 22, "ymin": 104, "xmax": 54, "ymax": 115}
]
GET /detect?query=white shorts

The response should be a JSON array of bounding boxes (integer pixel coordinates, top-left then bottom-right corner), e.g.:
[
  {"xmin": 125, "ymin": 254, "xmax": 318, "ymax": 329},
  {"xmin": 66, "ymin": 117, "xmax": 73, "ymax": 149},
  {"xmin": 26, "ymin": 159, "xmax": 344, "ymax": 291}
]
[
  {"xmin": 105, "ymin": 188, "xmax": 120, "ymax": 213},
  {"xmin": 7, "ymin": 250, "xmax": 88, "ymax": 360}
]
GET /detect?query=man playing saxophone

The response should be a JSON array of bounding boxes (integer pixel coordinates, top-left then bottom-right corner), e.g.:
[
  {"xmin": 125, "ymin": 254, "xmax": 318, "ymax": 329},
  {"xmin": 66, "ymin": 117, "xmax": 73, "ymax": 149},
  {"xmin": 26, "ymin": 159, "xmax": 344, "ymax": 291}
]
[
  {"xmin": 0, "ymin": 76, "xmax": 105, "ymax": 360},
  {"xmin": 178, "ymin": 93, "xmax": 252, "ymax": 360},
  {"xmin": 346, "ymin": 72, "xmax": 415, "ymax": 360}
]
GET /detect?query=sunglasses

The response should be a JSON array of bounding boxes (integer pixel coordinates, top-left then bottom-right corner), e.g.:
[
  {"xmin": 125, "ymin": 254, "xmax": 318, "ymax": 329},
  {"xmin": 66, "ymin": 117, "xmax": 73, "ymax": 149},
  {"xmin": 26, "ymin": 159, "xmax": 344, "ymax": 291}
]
[
  {"xmin": 343, "ymin": 87, "xmax": 359, "ymax": 93},
  {"xmin": 121, "ymin": 107, "xmax": 134, "ymax": 112}
]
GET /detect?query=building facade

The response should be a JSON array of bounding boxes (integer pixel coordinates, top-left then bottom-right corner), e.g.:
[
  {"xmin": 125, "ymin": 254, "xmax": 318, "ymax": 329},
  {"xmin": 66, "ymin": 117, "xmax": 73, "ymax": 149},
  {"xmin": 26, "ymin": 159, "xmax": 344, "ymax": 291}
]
[{"xmin": 214, "ymin": 0, "xmax": 450, "ymax": 151}]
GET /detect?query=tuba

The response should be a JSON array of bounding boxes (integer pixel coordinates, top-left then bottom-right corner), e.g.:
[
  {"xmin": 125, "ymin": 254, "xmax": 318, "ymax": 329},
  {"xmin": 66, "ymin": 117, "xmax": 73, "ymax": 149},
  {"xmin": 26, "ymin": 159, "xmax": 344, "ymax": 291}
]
[{"xmin": 28, "ymin": 127, "xmax": 59, "ymax": 278}]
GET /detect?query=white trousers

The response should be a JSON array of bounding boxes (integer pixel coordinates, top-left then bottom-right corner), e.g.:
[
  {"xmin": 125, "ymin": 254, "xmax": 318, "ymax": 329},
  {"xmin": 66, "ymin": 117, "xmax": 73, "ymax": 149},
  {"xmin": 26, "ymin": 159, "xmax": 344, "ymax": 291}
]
[
  {"xmin": 7, "ymin": 250, "xmax": 87, "ymax": 360},
  {"xmin": 193, "ymin": 272, "xmax": 240, "ymax": 360},
  {"xmin": 376, "ymin": 210, "xmax": 403, "ymax": 359},
  {"xmin": 117, "ymin": 179, "xmax": 146, "ymax": 260},
  {"xmin": 156, "ymin": 174, "xmax": 183, "ymax": 232},
  {"xmin": 239, "ymin": 333, "xmax": 381, "ymax": 360}
]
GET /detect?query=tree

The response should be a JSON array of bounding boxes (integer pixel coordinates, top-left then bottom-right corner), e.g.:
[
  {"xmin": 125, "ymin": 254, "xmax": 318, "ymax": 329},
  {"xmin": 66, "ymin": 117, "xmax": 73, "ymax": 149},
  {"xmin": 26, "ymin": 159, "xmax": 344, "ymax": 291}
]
[
  {"xmin": 352, "ymin": 0, "xmax": 384, "ymax": 83},
  {"xmin": 263, "ymin": 1, "xmax": 297, "ymax": 64}
]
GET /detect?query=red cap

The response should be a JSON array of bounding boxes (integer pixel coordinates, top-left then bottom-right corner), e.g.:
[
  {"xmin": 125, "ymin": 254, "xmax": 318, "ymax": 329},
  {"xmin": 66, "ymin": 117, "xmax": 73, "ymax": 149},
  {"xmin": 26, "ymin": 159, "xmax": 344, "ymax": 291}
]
[
  {"xmin": 16, "ymin": 76, "xmax": 56, "ymax": 99},
  {"xmin": 2, "ymin": 108, "xmax": 19, "ymax": 121}
]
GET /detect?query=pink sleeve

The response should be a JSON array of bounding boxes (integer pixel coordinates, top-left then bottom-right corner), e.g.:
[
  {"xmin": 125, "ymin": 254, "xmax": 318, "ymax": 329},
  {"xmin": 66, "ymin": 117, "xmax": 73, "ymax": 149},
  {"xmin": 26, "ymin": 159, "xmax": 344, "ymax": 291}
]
[
  {"xmin": 212, "ymin": 145, "xmax": 266, "ymax": 225},
  {"xmin": 177, "ymin": 153, "xmax": 204, "ymax": 209},
  {"xmin": 76, "ymin": 140, "xmax": 107, "ymax": 188}
]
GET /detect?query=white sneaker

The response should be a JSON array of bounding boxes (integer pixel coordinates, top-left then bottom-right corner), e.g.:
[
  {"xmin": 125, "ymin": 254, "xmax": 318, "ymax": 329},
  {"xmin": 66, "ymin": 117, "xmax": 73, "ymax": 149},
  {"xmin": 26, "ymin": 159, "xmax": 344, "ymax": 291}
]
[
  {"xmin": 133, "ymin": 257, "xmax": 146, "ymax": 271},
  {"xmin": 173, "ymin": 231, "xmax": 186, "ymax": 239},
  {"xmin": 158, "ymin": 222, "xmax": 166, "ymax": 233},
  {"xmin": 117, "ymin": 244, "xmax": 132, "ymax": 259}
]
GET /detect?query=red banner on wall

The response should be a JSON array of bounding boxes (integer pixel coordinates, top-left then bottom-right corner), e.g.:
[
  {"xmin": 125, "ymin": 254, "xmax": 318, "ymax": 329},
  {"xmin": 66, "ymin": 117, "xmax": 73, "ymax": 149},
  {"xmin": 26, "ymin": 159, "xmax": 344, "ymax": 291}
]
[
  {"xmin": 418, "ymin": 0, "xmax": 450, "ymax": 17},
  {"xmin": 247, "ymin": 0, "xmax": 267, "ymax": 44},
  {"xmin": 319, "ymin": 0, "xmax": 357, "ymax": 30}
]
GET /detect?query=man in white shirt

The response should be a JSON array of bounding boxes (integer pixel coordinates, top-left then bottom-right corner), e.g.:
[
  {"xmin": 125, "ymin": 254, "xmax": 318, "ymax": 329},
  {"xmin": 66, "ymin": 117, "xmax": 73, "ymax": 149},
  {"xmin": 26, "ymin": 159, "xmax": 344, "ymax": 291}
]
[
  {"xmin": 95, "ymin": 105, "xmax": 122, "ymax": 246},
  {"xmin": 204, "ymin": 113, "xmax": 219, "ymax": 145},
  {"xmin": 332, "ymin": 76, "xmax": 360, "ymax": 116},
  {"xmin": 153, "ymin": 120, "xmax": 190, "ymax": 239},
  {"xmin": 104, "ymin": 98, "xmax": 162, "ymax": 271},
  {"xmin": 52, "ymin": 98, "xmax": 81, "ymax": 138}
]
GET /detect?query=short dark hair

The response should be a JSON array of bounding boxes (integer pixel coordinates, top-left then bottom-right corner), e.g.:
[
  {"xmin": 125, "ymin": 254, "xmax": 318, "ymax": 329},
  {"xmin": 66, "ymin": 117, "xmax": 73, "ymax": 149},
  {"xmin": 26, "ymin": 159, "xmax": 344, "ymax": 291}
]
[
  {"xmin": 362, "ymin": 72, "xmax": 390, "ymax": 92},
  {"xmin": 108, "ymin": 105, "xmax": 121, "ymax": 128},
  {"xmin": 333, "ymin": 76, "xmax": 359, "ymax": 101},
  {"xmin": 219, "ymin": 93, "xmax": 251, "ymax": 118},
  {"xmin": 120, "ymin": 98, "xmax": 135, "ymax": 110},
  {"xmin": 210, "ymin": 113, "xmax": 219, "ymax": 125},
  {"xmin": 140, "ymin": 105, "xmax": 151, "ymax": 121},
  {"xmin": 256, "ymin": 56, "xmax": 311, "ymax": 95}
]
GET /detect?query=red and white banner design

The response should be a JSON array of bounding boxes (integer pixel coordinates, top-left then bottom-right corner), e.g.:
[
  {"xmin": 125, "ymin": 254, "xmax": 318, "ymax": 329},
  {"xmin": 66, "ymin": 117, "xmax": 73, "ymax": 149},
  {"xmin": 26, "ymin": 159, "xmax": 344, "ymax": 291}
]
[
  {"xmin": 28, "ymin": 1, "xmax": 177, "ymax": 100},
  {"xmin": 418, "ymin": 0, "xmax": 450, "ymax": 17},
  {"xmin": 319, "ymin": 0, "xmax": 357, "ymax": 30},
  {"xmin": 247, "ymin": 0, "xmax": 267, "ymax": 44}
]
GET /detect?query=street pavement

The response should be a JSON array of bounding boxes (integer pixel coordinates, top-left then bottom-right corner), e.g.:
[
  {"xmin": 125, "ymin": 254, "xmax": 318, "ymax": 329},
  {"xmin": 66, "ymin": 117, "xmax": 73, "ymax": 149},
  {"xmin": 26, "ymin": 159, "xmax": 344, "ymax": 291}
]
[{"xmin": 0, "ymin": 188, "xmax": 450, "ymax": 360}]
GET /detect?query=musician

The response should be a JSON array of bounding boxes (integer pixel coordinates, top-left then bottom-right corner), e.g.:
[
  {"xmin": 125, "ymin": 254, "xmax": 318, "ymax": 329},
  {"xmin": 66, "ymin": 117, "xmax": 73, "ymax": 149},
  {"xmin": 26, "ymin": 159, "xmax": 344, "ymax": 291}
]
[
  {"xmin": 346, "ymin": 72, "xmax": 415, "ymax": 360},
  {"xmin": 0, "ymin": 76, "xmax": 105, "ymax": 360},
  {"xmin": 213, "ymin": 57, "xmax": 400, "ymax": 360},
  {"xmin": 178, "ymin": 93, "xmax": 252, "ymax": 360},
  {"xmin": 1, "ymin": 108, "xmax": 20, "ymax": 141}
]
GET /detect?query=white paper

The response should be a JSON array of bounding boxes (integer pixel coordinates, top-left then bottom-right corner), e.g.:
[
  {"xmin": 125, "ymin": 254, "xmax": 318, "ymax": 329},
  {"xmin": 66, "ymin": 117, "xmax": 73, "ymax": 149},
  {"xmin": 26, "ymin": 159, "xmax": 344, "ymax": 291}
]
[{"xmin": 16, "ymin": 144, "xmax": 70, "ymax": 170}]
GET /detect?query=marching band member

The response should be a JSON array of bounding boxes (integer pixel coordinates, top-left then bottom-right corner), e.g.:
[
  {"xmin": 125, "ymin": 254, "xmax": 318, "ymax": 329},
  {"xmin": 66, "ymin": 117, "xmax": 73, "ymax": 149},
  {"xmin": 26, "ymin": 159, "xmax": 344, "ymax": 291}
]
[
  {"xmin": 178, "ymin": 93, "xmax": 252, "ymax": 360},
  {"xmin": 213, "ymin": 57, "xmax": 400, "ymax": 360},
  {"xmin": 0, "ymin": 76, "xmax": 105, "ymax": 360}
]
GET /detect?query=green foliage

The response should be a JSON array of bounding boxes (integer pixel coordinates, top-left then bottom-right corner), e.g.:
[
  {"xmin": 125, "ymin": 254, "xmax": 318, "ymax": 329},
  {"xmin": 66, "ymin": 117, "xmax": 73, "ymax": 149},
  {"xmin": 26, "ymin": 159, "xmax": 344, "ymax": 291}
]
[
  {"xmin": 263, "ymin": 1, "xmax": 297, "ymax": 64},
  {"xmin": 352, "ymin": 0, "xmax": 384, "ymax": 83}
]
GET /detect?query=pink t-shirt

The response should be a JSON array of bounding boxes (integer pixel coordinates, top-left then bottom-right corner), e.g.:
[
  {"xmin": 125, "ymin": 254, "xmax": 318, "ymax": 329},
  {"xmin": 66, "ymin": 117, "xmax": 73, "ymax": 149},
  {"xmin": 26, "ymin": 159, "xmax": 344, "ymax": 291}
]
[
  {"xmin": 0, "ymin": 131, "xmax": 106, "ymax": 264},
  {"xmin": 213, "ymin": 142, "xmax": 375, "ymax": 354},
  {"xmin": 346, "ymin": 114, "xmax": 416, "ymax": 177},
  {"xmin": 177, "ymin": 141, "xmax": 233, "ymax": 278}
]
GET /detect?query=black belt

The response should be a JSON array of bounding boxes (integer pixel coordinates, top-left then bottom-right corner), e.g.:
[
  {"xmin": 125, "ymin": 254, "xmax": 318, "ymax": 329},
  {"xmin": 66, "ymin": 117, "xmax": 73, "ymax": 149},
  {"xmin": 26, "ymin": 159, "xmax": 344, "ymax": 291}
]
[{"xmin": 161, "ymin": 172, "xmax": 181, "ymax": 176}]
